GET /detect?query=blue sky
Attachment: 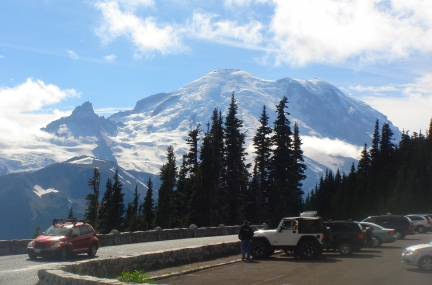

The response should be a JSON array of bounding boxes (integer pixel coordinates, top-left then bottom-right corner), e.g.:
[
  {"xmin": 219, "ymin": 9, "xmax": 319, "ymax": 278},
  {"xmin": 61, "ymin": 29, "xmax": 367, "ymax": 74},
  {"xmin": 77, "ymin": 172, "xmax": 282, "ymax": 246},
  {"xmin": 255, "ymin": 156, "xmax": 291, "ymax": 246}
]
[{"xmin": 1, "ymin": 0, "xmax": 431, "ymax": 143}]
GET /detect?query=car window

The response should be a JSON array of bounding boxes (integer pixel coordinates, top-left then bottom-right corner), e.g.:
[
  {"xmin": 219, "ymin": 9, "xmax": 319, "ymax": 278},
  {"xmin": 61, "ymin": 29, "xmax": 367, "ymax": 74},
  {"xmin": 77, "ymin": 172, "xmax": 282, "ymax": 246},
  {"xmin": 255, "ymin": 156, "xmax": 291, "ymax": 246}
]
[
  {"xmin": 299, "ymin": 220, "xmax": 324, "ymax": 233},
  {"xmin": 44, "ymin": 226, "xmax": 71, "ymax": 236},
  {"xmin": 408, "ymin": 216, "xmax": 422, "ymax": 221},
  {"xmin": 364, "ymin": 217, "xmax": 375, "ymax": 223},
  {"xmin": 80, "ymin": 225, "xmax": 91, "ymax": 235},
  {"xmin": 72, "ymin": 227, "xmax": 81, "ymax": 237}
]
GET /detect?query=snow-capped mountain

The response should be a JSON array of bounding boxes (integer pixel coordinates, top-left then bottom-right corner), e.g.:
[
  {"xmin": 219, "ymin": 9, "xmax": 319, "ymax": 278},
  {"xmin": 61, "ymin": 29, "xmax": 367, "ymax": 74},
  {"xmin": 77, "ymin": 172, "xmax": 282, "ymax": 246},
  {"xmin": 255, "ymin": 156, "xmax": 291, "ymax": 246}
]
[{"xmin": 0, "ymin": 69, "xmax": 400, "ymax": 239}]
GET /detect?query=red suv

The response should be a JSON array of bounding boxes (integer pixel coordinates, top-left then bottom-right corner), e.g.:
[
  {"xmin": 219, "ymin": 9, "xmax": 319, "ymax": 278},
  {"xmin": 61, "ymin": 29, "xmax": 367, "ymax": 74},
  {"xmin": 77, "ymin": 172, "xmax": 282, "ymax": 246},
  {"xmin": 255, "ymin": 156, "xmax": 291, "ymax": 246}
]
[{"xmin": 27, "ymin": 218, "xmax": 100, "ymax": 260}]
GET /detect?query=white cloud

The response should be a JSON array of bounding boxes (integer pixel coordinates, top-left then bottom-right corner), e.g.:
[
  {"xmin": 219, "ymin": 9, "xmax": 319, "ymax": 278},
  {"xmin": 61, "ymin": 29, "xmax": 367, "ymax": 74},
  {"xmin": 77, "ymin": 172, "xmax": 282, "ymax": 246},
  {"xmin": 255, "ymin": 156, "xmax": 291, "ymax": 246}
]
[
  {"xmin": 302, "ymin": 136, "xmax": 363, "ymax": 160},
  {"xmin": 0, "ymin": 79, "xmax": 78, "ymax": 144},
  {"xmin": 67, "ymin": 50, "xmax": 79, "ymax": 59},
  {"xmin": 351, "ymin": 73, "xmax": 432, "ymax": 132},
  {"xmin": 93, "ymin": 0, "xmax": 432, "ymax": 66},
  {"xmin": 188, "ymin": 12, "xmax": 264, "ymax": 46},
  {"xmin": 269, "ymin": 0, "xmax": 432, "ymax": 66},
  {"xmin": 95, "ymin": 0, "xmax": 185, "ymax": 57},
  {"xmin": 104, "ymin": 54, "xmax": 117, "ymax": 61}
]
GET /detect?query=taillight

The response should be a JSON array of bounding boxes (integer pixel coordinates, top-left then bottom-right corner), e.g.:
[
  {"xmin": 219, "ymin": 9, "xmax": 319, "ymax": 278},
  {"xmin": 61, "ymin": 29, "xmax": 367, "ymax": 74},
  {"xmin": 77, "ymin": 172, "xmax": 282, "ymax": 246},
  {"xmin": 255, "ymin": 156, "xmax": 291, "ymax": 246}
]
[
  {"xmin": 408, "ymin": 225, "xmax": 412, "ymax": 231},
  {"xmin": 388, "ymin": 230, "xmax": 395, "ymax": 235},
  {"xmin": 359, "ymin": 233, "xmax": 364, "ymax": 239}
]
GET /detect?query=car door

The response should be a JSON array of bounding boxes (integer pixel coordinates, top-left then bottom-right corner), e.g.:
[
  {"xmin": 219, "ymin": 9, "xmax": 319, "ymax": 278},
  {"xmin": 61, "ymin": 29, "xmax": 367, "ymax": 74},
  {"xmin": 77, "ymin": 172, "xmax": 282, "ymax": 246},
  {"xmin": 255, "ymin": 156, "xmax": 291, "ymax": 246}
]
[
  {"xmin": 70, "ymin": 226, "xmax": 84, "ymax": 253},
  {"xmin": 79, "ymin": 225, "xmax": 93, "ymax": 253},
  {"xmin": 273, "ymin": 220, "xmax": 299, "ymax": 245}
]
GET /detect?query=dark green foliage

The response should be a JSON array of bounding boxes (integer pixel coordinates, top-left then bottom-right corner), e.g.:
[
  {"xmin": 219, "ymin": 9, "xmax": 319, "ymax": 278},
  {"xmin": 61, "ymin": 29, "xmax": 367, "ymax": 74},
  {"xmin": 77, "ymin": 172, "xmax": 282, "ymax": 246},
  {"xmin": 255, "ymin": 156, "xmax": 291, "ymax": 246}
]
[
  {"xmin": 269, "ymin": 96, "xmax": 296, "ymax": 225},
  {"xmin": 33, "ymin": 221, "xmax": 40, "ymax": 238},
  {"xmin": 124, "ymin": 185, "xmax": 140, "ymax": 231},
  {"xmin": 98, "ymin": 169, "xmax": 126, "ymax": 233},
  {"xmin": 155, "ymin": 146, "xmax": 177, "ymax": 229},
  {"xmin": 84, "ymin": 167, "xmax": 101, "ymax": 231},
  {"xmin": 174, "ymin": 126, "xmax": 200, "ymax": 227},
  {"xmin": 142, "ymin": 177, "xmax": 155, "ymax": 230},
  {"xmin": 311, "ymin": 119, "xmax": 432, "ymax": 221},
  {"xmin": 252, "ymin": 106, "xmax": 273, "ymax": 224},
  {"xmin": 67, "ymin": 206, "xmax": 74, "ymax": 219},
  {"xmin": 223, "ymin": 93, "xmax": 250, "ymax": 225},
  {"xmin": 188, "ymin": 110, "xmax": 224, "ymax": 227},
  {"xmin": 111, "ymin": 169, "xmax": 126, "ymax": 231}
]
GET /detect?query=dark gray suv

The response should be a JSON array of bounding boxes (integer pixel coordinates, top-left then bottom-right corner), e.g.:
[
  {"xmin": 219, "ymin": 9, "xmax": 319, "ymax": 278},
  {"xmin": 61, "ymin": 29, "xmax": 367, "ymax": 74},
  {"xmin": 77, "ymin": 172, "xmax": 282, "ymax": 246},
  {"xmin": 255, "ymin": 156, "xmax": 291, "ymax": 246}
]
[{"xmin": 361, "ymin": 215, "xmax": 415, "ymax": 239}]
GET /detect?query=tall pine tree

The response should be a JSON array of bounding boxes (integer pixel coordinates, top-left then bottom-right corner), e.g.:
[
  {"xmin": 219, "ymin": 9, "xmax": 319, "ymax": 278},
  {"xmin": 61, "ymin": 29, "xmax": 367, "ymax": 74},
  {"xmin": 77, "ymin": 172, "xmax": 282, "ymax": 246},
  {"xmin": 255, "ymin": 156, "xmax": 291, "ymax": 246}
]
[
  {"xmin": 223, "ymin": 93, "xmax": 250, "ymax": 225},
  {"xmin": 155, "ymin": 145, "xmax": 177, "ymax": 229}
]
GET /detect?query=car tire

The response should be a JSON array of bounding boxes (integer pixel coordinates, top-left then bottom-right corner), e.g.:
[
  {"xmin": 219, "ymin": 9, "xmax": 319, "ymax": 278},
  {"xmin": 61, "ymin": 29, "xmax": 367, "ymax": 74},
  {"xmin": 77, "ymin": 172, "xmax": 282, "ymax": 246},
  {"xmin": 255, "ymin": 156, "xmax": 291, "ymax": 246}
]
[
  {"xmin": 298, "ymin": 241, "xmax": 319, "ymax": 259},
  {"xmin": 251, "ymin": 240, "xmax": 270, "ymax": 259},
  {"xmin": 371, "ymin": 237, "xmax": 382, "ymax": 247},
  {"xmin": 88, "ymin": 243, "xmax": 98, "ymax": 257},
  {"xmin": 416, "ymin": 226, "xmax": 426, "ymax": 234},
  {"xmin": 59, "ymin": 247, "xmax": 68, "ymax": 260},
  {"xmin": 418, "ymin": 256, "xmax": 432, "ymax": 271},
  {"xmin": 28, "ymin": 254, "xmax": 37, "ymax": 260},
  {"xmin": 338, "ymin": 241, "xmax": 353, "ymax": 255},
  {"xmin": 394, "ymin": 231, "xmax": 404, "ymax": 240}
]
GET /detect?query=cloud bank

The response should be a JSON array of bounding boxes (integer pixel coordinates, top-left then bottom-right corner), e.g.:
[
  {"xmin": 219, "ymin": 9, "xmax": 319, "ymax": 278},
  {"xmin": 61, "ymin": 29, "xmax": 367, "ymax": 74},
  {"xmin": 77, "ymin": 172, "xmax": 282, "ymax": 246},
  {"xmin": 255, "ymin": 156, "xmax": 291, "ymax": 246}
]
[{"xmin": 94, "ymin": 0, "xmax": 432, "ymax": 65}]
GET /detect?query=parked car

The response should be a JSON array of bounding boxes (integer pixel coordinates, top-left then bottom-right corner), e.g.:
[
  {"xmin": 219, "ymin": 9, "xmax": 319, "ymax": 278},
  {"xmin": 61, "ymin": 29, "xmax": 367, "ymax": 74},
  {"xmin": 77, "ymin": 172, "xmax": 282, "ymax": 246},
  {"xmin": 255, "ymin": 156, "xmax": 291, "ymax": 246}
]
[
  {"xmin": 324, "ymin": 220, "xmax": 371, "ymax": 255},
  {"xmin": 406, "ymin": 214, "xmax": 432, "ymax": 233},
  {"xmin": 27, "ymin": 218, "xmax": 100, "ymax": 260},
  {"xmin": 361, "ymin": 215, "xmax": 415, "ymax": 239},
  {"xmin": 359, "ymin": 222, "xmax": 397, "ymax": 247},
  {"xmin": 402, "ymin": 240, "xmax": 432, "ymax": 271}
]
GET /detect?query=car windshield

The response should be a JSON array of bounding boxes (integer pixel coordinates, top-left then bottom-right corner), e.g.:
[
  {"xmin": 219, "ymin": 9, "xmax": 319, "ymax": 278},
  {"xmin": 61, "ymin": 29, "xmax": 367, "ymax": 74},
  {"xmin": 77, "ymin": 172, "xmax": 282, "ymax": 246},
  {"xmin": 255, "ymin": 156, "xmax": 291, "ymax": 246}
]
[{"xmin": 44, "ymin": 226, "xmax": 71, "ymax": 236}]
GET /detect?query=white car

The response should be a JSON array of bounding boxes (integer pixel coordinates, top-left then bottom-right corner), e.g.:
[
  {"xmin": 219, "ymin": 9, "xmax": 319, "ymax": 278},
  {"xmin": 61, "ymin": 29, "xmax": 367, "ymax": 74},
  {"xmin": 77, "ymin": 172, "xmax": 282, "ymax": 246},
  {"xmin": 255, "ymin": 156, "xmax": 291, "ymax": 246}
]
[{"xmin": 402, "ymin": 240, "xmax": 432, "ymax": 271}]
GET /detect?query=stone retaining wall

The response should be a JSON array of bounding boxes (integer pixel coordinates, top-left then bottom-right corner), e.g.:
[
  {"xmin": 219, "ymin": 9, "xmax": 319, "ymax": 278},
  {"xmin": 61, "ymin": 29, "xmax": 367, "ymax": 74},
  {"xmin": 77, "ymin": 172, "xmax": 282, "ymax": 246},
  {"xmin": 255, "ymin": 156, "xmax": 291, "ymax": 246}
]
[
  {"xmin": 0, "ymin": 225, "xmax": 241, "ymax": 256},
  {"xmin": 37, "ymin": 241, "xmax": 240, "ymax": 285}
]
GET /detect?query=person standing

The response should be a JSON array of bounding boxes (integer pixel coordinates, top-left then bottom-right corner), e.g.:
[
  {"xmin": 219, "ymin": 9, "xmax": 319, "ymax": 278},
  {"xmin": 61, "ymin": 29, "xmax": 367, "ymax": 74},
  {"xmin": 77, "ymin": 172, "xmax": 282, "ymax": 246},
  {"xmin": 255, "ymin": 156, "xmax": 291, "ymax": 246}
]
[{"xmin": 238, "ymin": 220, "xmax": 254, "ymax": 260}]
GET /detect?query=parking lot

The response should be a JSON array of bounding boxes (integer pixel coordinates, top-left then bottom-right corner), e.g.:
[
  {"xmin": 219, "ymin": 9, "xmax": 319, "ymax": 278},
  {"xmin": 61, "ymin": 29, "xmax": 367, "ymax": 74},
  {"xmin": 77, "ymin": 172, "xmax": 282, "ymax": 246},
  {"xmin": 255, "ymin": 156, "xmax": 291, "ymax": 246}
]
[{"xmin": 157, "ymin": 233, "xmax": 432, "ymax": 285}]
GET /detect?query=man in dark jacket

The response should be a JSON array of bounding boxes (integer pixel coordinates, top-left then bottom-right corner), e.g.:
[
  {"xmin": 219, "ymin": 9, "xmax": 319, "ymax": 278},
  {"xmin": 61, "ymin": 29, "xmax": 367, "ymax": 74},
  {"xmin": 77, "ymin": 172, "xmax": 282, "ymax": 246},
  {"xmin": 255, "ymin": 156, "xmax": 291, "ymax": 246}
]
[{"xmin": 238, "ymin": 220, "xmax": 254, "ymax": 260}]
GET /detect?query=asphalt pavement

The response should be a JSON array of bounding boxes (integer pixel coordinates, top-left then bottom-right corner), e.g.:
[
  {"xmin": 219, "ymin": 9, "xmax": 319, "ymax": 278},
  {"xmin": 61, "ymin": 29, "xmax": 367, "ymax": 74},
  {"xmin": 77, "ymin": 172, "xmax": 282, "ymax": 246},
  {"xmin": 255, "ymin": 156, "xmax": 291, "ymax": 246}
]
[{"xmin": 0, "ymin": 235, "xmax": 239, "ymax": 285}]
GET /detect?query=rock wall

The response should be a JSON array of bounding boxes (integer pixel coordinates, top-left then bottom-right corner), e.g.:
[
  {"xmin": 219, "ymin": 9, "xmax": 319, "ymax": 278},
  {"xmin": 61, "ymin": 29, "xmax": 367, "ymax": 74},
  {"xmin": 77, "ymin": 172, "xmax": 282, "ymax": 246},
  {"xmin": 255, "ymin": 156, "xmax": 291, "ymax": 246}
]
[
  {"xmin": 37, "ymin": 241, "xmax": 240, "ymax": 285},
  {"xmin": 0, "ymin": 224, "xmax": 241, "ymax": 256}
]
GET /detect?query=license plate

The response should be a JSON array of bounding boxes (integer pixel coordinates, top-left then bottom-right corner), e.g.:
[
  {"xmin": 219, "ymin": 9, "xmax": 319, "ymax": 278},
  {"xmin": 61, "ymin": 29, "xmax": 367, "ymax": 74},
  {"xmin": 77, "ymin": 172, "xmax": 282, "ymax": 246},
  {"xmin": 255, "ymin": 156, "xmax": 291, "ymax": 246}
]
[{"xmin": 34, "ymin": 249, "xmax": 41, "ymax": 253}]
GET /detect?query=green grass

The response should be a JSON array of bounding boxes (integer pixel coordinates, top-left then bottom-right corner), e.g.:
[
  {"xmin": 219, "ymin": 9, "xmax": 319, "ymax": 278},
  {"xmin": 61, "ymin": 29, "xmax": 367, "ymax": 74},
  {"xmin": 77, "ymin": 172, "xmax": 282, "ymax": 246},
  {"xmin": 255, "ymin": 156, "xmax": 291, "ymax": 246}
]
[{"xmin": 117, "ymin": 269, "xmax": 155, "ymax": 284}]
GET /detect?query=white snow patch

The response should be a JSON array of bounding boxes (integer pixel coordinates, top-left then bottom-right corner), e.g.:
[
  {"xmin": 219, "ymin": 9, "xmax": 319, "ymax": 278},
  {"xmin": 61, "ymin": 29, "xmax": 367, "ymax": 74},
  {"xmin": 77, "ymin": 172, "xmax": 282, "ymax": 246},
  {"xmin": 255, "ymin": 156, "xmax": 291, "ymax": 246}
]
[{"xmin": 33, "ymin": 184, "xmax": 59, "ymax": 198}]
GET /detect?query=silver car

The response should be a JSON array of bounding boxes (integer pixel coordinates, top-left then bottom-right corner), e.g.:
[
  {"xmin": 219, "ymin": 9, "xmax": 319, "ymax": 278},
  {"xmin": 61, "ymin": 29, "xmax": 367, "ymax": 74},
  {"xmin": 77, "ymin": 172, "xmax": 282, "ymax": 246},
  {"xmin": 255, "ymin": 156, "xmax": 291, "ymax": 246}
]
[
  {"xmin": 360, "ymin": 222, "xmax": 397, "ymax": 247},
  {"xmin": 406, "ymin": 214, "xmax": 432, "ymax": 233},
  {"xmin": 402, "ymin": 240, "xmax": 432, "ymax": 271}
]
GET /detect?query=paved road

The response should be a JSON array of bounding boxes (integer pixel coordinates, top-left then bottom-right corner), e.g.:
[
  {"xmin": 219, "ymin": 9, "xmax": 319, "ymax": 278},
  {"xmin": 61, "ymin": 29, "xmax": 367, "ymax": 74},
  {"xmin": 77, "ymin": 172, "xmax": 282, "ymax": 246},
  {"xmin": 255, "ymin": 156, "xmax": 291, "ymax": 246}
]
[
  {"xmin": 0, "ymin": 235, "xmax": 239, "ymax": 285},
  {"xmin": 158, "ymin": 233, "xmax": 432, "ymax": 285}
]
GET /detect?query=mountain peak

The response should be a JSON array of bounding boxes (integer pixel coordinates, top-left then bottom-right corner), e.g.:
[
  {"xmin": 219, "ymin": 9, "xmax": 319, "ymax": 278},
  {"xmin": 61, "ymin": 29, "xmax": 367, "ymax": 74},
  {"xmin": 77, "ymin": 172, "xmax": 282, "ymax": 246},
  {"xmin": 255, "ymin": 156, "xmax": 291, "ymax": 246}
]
[{"xmin": 70, "ymin": 101, "xmax": 96, "ymax": 119}]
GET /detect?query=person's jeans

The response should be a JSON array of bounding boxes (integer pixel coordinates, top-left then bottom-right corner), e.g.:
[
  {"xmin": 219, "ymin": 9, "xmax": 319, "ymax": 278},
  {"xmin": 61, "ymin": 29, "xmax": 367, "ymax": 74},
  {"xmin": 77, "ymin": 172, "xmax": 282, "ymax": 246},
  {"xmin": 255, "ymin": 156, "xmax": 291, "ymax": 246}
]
[{"xmin": 241, "ymin": 240, "xmax": 251, "ymax": 258}]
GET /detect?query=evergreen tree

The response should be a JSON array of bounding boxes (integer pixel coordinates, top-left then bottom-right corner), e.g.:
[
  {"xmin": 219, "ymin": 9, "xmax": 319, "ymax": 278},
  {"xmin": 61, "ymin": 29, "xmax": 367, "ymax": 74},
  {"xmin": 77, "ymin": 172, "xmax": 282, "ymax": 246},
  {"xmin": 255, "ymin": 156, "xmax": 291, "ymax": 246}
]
[
  {"xmin": 269, "ymin": 96, "xmax": 294, "ymax": 225},
  {"xmin": 98, "ymin": 178, "xmax": 113, "ymax": 233},
  {"xmin": 174, "ymin": 126, "xmax": 200, "ymax": 227},
  {"xmin": 142, "ymin": 177, "xmax": 155, "ymax": 230},
  {"xmin": 84, "ymin": 167, "xmax": 101, "ymax": 231},
  {"xmin": 292, "ymin": 122, "xmax": 306, "ymax": 214},
  {"xmin": 252, "ymin": 105, "xmax": 273, "ymax": 224},
  {"xmin": 223, "ymin": 93, "xmax": 250, "ymax": 225},
  {"xmin": 155, "ymin": 146, "xmax": 177, "ymax": 229},
  {"xmin": 67, "ymin": 206, "xmax": 74, "ymax": 219},
  {"xmin": 110, "ymin": 169, "xmax": 126, "ymax": 231},
  {"xmin": 33, "ymin": 221, "xmax": 41, "ymax": 238},
  {"xmin": 188, "ymin": 110, "xmax": 225, "ymax": 226},
  {"xmin": 125, "ymin": 185, "xmax": 140, "ymax": 231}
]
